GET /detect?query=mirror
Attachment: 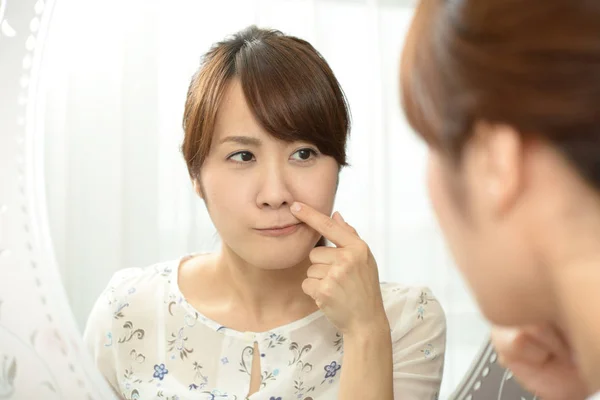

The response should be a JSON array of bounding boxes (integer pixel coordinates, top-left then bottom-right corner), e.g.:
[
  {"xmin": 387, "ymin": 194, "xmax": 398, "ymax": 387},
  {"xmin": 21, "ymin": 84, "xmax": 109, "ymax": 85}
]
[{"xmin": 2, "ymin": 0, "xmax": 490, "ymax": 398}]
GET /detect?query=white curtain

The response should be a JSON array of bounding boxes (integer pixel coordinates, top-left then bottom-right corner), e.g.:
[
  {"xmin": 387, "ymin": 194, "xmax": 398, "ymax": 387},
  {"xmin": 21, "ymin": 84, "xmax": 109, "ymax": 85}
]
[{"xmin": 41, "ymin": 0, "xmax": 489, "ymax": 397}]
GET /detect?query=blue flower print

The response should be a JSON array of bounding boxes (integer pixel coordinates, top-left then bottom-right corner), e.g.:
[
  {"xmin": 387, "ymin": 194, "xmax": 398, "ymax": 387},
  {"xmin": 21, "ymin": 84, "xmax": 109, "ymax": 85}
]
[
  {"xmin": 421, "ymin": 343, "xmax": 437, "ymax": 360},
  {"xmin": 273, "ymin": 368, "xmax": 280, "ymax": 377},
  {"xmin": 324, "ymin": 361, "xmax": 341, "ymax": 379},
  {"xmin": 189, "ymin": 383, "xmax": 198, "ymax": 390},
  {"xmin": 153, "ymin": 363, "xmax": 169, "ymax": 380},
  {"xmin": 417, "ymin": 305, "xmax": 425, "ymax": 320},
  {"xmin": 270, "ymin": 397, "xmax": 282, "ymax": 400},
  {"xmin": 221, "ymin": 357, "xmax": 229, "ymax": 365},
  {"xmin": 104, "ymin": 332, "xmax": 113, "ymax": 347}
]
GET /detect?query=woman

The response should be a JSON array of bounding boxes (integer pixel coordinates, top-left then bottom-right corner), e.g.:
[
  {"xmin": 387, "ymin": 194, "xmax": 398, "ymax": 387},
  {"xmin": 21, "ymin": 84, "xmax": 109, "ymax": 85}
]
[
  {"xmin": 84, "ymin": 26, "xmax": 445, "ymax": 400},
  {"xmin": 401, "ymin": 1, "xmax": 600, "ymax": 399}
]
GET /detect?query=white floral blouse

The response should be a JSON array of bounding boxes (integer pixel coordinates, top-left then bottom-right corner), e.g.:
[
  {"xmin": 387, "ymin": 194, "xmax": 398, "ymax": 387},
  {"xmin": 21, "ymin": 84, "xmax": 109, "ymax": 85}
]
[{"xmin": 83, "ymin": 257, "xmax": 446, "ymax": 400}]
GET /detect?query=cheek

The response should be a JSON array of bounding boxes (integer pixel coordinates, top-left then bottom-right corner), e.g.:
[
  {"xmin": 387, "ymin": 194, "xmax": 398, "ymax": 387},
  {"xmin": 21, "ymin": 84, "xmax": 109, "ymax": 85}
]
[
  {"xmin": 292, "ymin": 162, "xmax": 338, "ymax": 214},
  {"xmin": 427, "ymin": 152, "xmax": 473, "ymax": 273},
  {"xmin": 200, "ymin": 168, "xmax": 253, "ymax": 216},
  {"xmin": 427, "ymin": 152, "xmax": 452, "ymax": 231},
  {"xmin": 427, "ymin": 152, "xmax": 528, "ymax": 324}
]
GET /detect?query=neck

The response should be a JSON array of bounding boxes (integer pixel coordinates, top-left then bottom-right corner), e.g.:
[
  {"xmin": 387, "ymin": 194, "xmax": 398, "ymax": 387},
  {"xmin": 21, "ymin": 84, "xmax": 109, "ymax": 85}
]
[
  {"xmin": 215, "ymin": 244, "xmax": 317, "ymax": 322},
  {"xmin": 540, "ymin": 193, "xmax": 600, "ymax": 394},
  {"xmin": 548, "ymin": 255, "xmax": 600, "ymax": 394}
]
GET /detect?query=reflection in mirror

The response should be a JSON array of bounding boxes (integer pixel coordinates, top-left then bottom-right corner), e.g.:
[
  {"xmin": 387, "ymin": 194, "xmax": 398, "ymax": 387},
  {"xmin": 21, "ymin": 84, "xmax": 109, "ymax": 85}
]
[{"xmin": 40, "ymin": 0, "xmax": 488, "ymax": 398}]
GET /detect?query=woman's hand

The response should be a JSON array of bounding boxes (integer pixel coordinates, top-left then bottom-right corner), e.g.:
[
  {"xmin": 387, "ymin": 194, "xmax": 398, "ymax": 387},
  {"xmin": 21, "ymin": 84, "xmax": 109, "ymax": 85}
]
[
  {"xmin": 491, "ymin": 325, "xmax": 588, "ymax": 400},
  {"xmin": 290, "ymin": 202, "xmax": 389, "ymax": 337}
]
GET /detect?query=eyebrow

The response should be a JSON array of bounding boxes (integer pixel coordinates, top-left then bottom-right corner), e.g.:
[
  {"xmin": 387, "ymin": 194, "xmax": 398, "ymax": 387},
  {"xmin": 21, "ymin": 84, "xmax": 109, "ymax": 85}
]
[{"xmin": 219, "ymin": 136, "xmax": 262, "ymax": 146}]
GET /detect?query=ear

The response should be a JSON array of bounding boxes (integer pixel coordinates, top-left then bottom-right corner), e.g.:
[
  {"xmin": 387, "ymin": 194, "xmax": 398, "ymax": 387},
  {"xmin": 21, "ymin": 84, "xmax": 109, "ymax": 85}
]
[
  {"xmin": 474, "ymin": 121, "xmax": 524, "ymax": 215},
  {"xmin": 192, "ymin": 179, "xmax": 204, "ymax": 199}
]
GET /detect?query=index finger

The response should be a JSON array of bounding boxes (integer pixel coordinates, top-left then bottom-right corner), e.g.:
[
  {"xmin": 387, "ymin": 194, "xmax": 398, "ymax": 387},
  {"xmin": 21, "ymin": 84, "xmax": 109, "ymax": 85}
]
[
  {"xmin": 491, "ymin": 326, "xmax": 549, "ymax": 365},
  {"xmin": 290, "ymin": 202, "xmax": 357, "ymax": 247},
  {"xmin": 521, "ymin": 325, "xmax": 571, "ymax": 361}
]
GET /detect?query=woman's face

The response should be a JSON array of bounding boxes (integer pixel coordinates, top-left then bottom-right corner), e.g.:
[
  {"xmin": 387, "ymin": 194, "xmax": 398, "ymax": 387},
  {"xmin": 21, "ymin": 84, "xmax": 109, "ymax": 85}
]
[
  {"xmin": 426, "ymin": 125, "xmax": 548, "ymax": 326},
  {"xmin": 197, "ymin": 79, "xmax": 339, "ymax": 270}
]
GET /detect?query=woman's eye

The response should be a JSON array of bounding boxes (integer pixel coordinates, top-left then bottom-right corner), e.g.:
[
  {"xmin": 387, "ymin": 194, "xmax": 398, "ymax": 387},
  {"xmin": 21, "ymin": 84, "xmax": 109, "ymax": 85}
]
[
  {"xmin": 229, "ymin": 151, "xmax": 255, "ymax": 163},
  {"xmin": 291, "ymin": 148, "xmax": 317, "ymax": 161}
]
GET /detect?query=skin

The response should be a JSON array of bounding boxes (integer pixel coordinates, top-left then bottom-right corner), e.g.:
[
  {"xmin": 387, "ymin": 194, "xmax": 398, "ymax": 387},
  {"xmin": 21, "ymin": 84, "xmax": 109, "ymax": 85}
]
[
  {"xmin": 179, "ymin": 78, "xmax": 339, "ymax": 332},
  {"xmin": 179, "ymin": 78, "xmax": 393, "ymax": 399},
  {"xmin": 426, "ymin": 121, "xmax": 600, "ymax": 398},
  {"xmin": 291, "ymin": 203, "xmax": 393, "ymax": 400}
]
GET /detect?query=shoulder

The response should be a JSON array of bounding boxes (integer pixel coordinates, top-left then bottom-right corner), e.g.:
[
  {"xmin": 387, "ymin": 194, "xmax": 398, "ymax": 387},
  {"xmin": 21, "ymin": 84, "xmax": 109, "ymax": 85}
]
[
  {"xmin": 82, "ymin": 259, "xmax": 182, "ymax": 390},
  {"xmin": 103, "ymin": 260, "xmax": 177, "ymax": 305},
  {"xmin": 380, "ymin": 283, "xmax": 446, "ymax": 341},
  {"xmin": 84, "ymin": 258, "xmax": 180, "ymax": 332},
  {"xmin": 380, "ymin": 282, "xmax": 443, "ymax": 316},
  {"xmin": 107, "ymin": 260, "xmax": 177, "ymax": 295}
]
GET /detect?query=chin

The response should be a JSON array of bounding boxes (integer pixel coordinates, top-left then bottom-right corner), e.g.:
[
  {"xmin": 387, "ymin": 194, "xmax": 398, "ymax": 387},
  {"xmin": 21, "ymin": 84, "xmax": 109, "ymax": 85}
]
[
  {"xmin": 476, "ymin": 286, "xmax": 542, "ymax": 327},
  {"xmin": 244, "ymin": 237, "xmax": 316, "ymax": 270},
  {"xmin": 267, "ymin": 246, "xmax": 312, "ymax": 270}
]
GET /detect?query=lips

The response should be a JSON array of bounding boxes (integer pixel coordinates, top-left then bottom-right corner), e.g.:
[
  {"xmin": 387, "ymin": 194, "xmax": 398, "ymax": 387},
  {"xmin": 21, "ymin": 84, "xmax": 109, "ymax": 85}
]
[{"xmin": 255, "ymin": 223, "xmax": 302, "ymax": 237}]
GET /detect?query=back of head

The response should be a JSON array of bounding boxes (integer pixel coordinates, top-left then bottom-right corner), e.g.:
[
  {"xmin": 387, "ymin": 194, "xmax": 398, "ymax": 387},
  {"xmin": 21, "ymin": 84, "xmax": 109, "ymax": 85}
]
[
  {"xmin": 401, "ymin": 0, "xmax": 600, "ymax": 188},
  {"xmin": 182, "ymin": 26, "xmax": 350, "ymax": 179}
]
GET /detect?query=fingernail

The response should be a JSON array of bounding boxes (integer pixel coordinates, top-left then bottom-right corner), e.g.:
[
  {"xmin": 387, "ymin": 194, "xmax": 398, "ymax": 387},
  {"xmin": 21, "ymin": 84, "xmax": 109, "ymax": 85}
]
[
  {"xmin": 337, "ymin": 212, "xmax": 345, "ymax": 222},
  {"xmin": 291, "ymin": 202, "xmax": 302, "ymax": 212}
]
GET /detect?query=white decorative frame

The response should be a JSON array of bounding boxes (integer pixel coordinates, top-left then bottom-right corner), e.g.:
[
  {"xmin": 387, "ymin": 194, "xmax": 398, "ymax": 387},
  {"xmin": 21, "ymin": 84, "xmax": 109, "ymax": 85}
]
[
  {"xmin": 0, "ymin": 0, "xmax": 115, "ymax": 398},
  {"xmin": 0, "ymin": 1, "xmax": 535, "ymax": 399}
]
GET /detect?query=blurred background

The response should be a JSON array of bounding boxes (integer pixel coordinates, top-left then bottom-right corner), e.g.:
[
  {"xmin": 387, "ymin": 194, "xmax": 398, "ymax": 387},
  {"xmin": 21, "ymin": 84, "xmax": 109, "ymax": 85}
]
[{"xmin": 38, "ymin": 0, "xmax": 489, "ymax": 397}]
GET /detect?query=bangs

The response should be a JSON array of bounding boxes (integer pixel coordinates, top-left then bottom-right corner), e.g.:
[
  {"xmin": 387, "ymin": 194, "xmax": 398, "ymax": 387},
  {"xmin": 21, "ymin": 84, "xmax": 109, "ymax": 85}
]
[
  {"xmin": 236, "ymin": 38, "xmax": 350, "ymax": 166},
  {"xmin": 182, "ymin": 26, "xmax": 351, "ymax": 179}
]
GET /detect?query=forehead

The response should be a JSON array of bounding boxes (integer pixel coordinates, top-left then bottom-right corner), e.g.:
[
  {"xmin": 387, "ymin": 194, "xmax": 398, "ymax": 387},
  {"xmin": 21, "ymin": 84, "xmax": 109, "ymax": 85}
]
[{"xmin": 213, "ymin": 79, "xmax": 267, "ymax": 142}]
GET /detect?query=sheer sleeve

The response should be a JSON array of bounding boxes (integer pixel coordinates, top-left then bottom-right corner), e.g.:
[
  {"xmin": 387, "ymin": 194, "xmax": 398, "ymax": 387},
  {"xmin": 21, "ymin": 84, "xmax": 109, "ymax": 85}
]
[
  {"xmin": 83, "ymin": 269, "xmax": 141, "ymax": 398},
  {"xmin": 385, "ymin": 285, "xmax": 446, "ymax": 400}
]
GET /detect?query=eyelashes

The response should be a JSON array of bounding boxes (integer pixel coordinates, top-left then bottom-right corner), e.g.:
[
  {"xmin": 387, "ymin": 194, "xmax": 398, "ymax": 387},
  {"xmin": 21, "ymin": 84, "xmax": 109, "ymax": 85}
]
[
  {"xmin": 226, "ymin": 147, "xmax": 320, "ymax": 165},
  {"xmin": 290, "ymin": 148, "xmax": 318, "ymax": 161},
  {"xmin": 228, "ymin": 151, "xmax": 255, "ymax": 163}
]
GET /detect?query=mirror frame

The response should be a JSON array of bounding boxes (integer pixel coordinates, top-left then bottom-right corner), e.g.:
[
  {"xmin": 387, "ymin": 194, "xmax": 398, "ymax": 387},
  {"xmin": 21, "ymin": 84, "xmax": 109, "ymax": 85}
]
[
  {"xmin": 0, "ymin": 0, "xmax": 115, "ymax": 398},
  {"xmin": 0, "ymin": 1, "xmax": 513, "ymax": 398}
]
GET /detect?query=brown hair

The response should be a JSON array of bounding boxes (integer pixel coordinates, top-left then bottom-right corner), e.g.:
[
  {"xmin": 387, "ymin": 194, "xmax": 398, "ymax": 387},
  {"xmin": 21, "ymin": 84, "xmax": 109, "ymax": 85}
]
[
  {"xmin": 182, "ymin": 25, "xmax": 350, "ymax": 179},
  {"xmin": 401, "ymin": 0, "xmax": 600, "ymax": 187}
]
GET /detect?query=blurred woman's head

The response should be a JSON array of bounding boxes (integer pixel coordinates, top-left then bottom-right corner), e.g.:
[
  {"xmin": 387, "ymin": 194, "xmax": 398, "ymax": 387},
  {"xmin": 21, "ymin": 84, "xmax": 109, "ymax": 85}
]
[
  {"xmin": 182, "ymin": 26, "xmax": 350, "ymax": 270},
  {"xmin": 401, "ymin": 1, "xmax": 600, "ymax": 325}
]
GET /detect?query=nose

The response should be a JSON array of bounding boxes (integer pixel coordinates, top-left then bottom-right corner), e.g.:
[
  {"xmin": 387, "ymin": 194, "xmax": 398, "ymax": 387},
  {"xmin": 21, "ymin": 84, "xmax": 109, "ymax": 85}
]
[{"xmin": 256, "ymin": 164, "xmax": 294, "ymax": 210}]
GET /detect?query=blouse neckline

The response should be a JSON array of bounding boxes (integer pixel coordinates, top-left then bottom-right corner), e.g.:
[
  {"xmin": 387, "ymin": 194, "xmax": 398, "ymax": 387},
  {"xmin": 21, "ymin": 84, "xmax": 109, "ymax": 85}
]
[{"xmin": 168, "ymin": 254, "xmax": 326, "ymax": 340}]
